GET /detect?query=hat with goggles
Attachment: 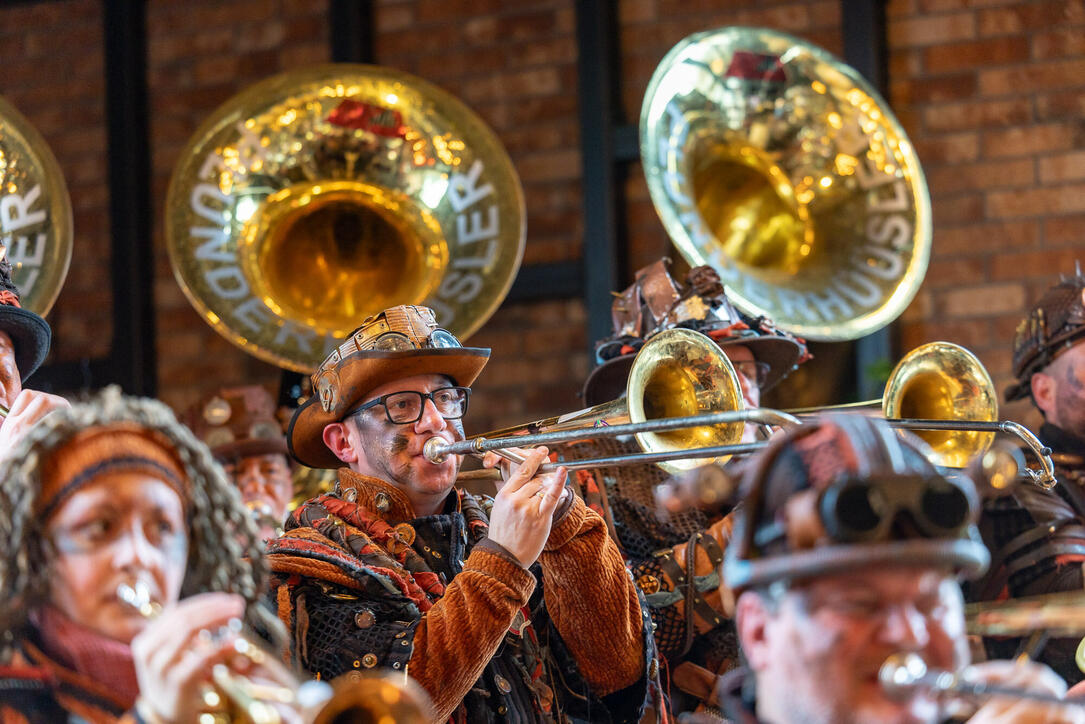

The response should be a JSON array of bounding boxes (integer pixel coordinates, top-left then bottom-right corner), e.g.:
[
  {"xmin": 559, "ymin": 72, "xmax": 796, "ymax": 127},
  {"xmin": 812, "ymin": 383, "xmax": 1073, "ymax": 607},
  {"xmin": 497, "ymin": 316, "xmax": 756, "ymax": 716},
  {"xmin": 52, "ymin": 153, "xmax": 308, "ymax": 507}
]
[
  {"xmin": 582, "ymin": 259, "xmax": 809, "ymax": 406},
  {"xmin": 1005, "ymin": 271, "xmax": 1085, "ymax": 403},
  {"xmin": 723, "ymin": 414, "xmax": 990, "ymax": 592},
  {"xmin": 287, "ymin": 305, "xmax": 490, "ymax": 469},
  {"xmin": 184, "ymin": 385, "xmax": 288, "ymax": 462}
]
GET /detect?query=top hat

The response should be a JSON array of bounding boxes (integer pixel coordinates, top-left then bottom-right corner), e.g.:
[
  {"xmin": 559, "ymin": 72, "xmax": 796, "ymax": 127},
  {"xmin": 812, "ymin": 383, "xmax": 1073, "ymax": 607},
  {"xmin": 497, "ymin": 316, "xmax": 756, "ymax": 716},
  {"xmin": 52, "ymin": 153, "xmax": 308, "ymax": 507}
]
[{"xmin": 0, "ymin": 258, "xmax": 50, "ymax": 382}]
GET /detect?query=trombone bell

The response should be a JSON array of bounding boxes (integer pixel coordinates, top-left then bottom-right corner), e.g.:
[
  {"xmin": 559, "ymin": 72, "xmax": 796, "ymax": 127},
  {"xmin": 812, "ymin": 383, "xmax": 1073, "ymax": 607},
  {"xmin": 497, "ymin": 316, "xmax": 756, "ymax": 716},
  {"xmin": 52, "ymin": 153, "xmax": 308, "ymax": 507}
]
[{"xmin": 883, "ymin": 342, "xmax": 997, "ymax": 469}]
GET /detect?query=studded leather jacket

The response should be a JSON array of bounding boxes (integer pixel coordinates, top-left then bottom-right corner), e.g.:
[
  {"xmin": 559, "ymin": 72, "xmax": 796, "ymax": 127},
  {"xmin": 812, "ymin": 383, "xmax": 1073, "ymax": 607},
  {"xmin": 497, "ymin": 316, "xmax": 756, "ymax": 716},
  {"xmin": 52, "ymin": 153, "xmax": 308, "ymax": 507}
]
[
  {"xmin": 267, "ymin": 469, "xmax": 656, "ymax": 723},
  {"xmin": 973, "ymin": 422, "xmax": 1085, "ymax": 683}
]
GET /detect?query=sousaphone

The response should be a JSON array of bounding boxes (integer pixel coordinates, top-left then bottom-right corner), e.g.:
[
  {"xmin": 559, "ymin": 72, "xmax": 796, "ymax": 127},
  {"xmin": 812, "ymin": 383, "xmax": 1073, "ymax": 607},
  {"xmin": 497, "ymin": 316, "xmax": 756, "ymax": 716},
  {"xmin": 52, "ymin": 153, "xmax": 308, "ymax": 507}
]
[
  {"xmin": 0, "ymin": 95, "xmax": 73, "ymax": 315},
  {"xmin": 641, "ymin": 27, "xmax": 931, "ymax": 341},
  {"xmin": 166, "ymin": 65, "xmax": 525, "ymax": 372}
]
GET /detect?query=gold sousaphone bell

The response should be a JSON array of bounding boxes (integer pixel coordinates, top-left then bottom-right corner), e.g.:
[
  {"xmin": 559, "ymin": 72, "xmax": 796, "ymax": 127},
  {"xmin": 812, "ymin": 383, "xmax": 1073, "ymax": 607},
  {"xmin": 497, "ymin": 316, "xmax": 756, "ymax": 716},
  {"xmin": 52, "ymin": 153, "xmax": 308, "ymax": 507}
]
[
  {"xmin": 641, "ymin": 27, "xmax": 931, "ymax": 341},
  {"xmin": 165, "ymin": 64, "xmax": 525, "ymax": 372},
  {"xmin": 0, "ymin": 95, "xmax": 73, "ymax": 316}
]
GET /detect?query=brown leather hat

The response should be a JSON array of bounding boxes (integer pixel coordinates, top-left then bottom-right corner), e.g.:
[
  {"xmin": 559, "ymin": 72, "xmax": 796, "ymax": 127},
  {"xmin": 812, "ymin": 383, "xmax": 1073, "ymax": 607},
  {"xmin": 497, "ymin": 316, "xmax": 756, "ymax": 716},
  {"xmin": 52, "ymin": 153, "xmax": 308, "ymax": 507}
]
[
  {"xmin": 1006, "ymin": 272, "xmax": 1085, "ymax": 403},
  {"xmin": 582, "ymin": 260, "xmax": 810, "ymax": 406},
  {"xmin": 287, "ymin": 305, "xmax": 489, "ymax": 469},
  {"xmin": 723, "ymin": 415, "xmax": 989, "ymax": 592},
  {"xmin": 184, "ymin": 385, "xmax": 288, "ymax": 462}
]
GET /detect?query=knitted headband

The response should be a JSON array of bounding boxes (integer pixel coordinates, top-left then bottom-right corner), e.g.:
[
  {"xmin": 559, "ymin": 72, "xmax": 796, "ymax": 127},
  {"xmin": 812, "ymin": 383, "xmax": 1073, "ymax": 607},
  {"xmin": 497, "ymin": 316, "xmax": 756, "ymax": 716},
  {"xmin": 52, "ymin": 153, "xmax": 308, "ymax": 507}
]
[{"xmin": 37, "ymin": 423, "xmax": 188, "ymax": 520}]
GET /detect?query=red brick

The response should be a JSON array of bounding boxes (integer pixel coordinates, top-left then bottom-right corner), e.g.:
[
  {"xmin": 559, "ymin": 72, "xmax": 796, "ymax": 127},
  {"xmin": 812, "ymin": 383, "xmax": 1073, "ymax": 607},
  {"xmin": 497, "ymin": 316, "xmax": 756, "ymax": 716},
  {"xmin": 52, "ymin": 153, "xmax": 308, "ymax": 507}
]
[
  {"xmin": 891, "ymin": 73, "xmax": 978, "ymax": 105},
  {"xmin": 924, "ymin": 36, "xmax": 1029, "ymax": 73},
  {"xmin": 887, "ymin": 0, "xmax": 919, "ymax": 16},
  {"xmin": 376, "ymin": 3, "xmax": 414, "ymax": 32},
  {"xmin": 978, "ymin": 0, "xmax": 1085, "ymax": 36},
  {"xmin": 619, "ymin": 0, "xmax": 658, "ymax": 23},
  {"xmin": 1036, "ymin": 90, "xmax": 1085, "ymax": 121},
  {"xmin": 923, "ymin": 98, "xmax": 1032, "ymax": 132},
  {"xmin": 926, "ymin": 158, "xmax": 1035, "ymax": 193},
  {"xmin": 1032, "ymin": 28, "xmax": 1085, "ymax": 59},
  {"xmin": 940, "ymin": 282, "xmax": 1026, "ymax": 317},
  {"xmin": 925, "ymin": 256, "xmax": 989, "ymax": 288},
  {"xmin": 888, "ymin": 12, "xmax": 976, "ymax": 48},
  {"xmin": 981, "ymin": 124, "xmax": 1075, "ymax": 159},
  {"xmin": 900, "ymin": 319, "xmax": 994, "ymax": 352},
  {"xmin": 932, "ymin": 193, "xmax": 985, "ymax": 225},
  {"xmin": 1044, "ymin": 214, "xmax": 1085, "ymax": 245},
  {"xmin": 987, "ymin": 183, "xmax": 1085, "ymax": 218},
  {"xmin": 979, "ymin": 59, "xmax": 1085, "ymax": 96},
  {"xmin": 992, "ymin": 248, "xmax": 1085, "ymax": 282},
  {"xmin": 914, "ymin": 132, "xmax": 980, "ymax": 165},
  {"xmin": 1039, "ymin": 152, "xmax": 1085, "ymax": 184}
]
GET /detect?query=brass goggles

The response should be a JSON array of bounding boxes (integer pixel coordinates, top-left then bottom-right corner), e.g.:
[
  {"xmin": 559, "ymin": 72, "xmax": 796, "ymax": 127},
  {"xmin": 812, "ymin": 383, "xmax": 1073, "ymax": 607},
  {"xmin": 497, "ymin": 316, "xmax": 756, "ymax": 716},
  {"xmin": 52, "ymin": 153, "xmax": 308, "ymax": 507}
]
[{"xmin": 819, "ymin": 474, "xmax": 975, "ymax": 543}]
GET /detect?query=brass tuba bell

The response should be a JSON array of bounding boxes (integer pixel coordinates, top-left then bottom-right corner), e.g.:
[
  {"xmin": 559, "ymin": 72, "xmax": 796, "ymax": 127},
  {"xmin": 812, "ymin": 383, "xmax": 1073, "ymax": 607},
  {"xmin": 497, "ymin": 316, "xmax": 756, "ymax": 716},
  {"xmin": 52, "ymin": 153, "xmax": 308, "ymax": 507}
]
[
  {"xmin": 0, "ymin": 95, "xmax": 73, "ymax": 316},
  {"xmin": 640, "ymin": 27, "xmax": 931, "ymax": 341},
  {"xmin": 165, "ymin": 64, "xmax": 524, "ymax": 372}
]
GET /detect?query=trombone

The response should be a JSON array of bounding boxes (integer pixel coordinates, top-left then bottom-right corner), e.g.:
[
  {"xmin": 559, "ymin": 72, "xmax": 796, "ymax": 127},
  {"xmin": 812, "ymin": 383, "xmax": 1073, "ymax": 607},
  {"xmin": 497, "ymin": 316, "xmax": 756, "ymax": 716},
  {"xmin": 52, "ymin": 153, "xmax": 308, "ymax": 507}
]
[
  {"xmin": 424, "ymin": 327, "xmax": 802, "ymax": 477},
  {"xmin": 787, "ymin": 342, "xmax": 1056, "ymax": 489}
]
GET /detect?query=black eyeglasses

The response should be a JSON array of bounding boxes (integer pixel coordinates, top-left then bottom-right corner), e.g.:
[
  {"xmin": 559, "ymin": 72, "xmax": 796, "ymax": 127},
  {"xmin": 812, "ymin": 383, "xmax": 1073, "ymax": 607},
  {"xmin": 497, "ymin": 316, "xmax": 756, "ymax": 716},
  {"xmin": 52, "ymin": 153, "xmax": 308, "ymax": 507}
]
[
  {"xmin": 349, "ymin": 386, "xmax": 471, "ymax": 425},
  {"xmin": 731, "ymin": 360, "xmax": 771, "ymax": 388}
]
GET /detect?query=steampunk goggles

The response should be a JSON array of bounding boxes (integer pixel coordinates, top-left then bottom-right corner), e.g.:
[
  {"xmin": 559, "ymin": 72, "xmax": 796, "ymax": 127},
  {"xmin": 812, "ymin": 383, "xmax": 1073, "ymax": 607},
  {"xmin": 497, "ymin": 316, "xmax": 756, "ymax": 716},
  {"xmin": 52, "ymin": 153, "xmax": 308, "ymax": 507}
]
[{"xmin": 819, "ymin": 473, "xmax": 975, "ymax": 543}]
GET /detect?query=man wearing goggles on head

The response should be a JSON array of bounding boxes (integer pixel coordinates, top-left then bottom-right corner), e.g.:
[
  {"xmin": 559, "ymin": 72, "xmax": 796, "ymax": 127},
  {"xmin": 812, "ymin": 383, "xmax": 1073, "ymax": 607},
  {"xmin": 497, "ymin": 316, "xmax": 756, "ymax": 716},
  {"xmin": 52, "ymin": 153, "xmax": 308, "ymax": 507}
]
[
  {"xmin": 273, "ymin": 304, "xmax": 656, "ymax": 723},
  {"xmin": 567, "ymin": 259, "xmax": 809, "ymax": 719},
  {"xmin": 973, "ymin": 271, "xmax": 1085, "ymax": 685},
  {"xmin": 715, "ymin": 414, "xmax": 1082, "ymax": 724}
]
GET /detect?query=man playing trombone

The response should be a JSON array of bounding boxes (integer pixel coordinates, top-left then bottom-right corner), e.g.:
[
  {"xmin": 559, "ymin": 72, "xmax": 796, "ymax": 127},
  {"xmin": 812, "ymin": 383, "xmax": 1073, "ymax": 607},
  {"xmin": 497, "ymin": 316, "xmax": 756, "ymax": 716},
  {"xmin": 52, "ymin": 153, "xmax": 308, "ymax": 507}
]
[
  {"xmin": 717, "ymin": 414, "xmax": 1082, "ymax": 724},
  {"xmin": 275, "ymin": 304, "xmax": 657, "ymax": 723},
  {"xmin": 569, "ymin": 259, "xmax": 808, "ymax": 718},
  {"xmin": 974, "ymin": 271, "xmax": 1085, "ymax": 684}
]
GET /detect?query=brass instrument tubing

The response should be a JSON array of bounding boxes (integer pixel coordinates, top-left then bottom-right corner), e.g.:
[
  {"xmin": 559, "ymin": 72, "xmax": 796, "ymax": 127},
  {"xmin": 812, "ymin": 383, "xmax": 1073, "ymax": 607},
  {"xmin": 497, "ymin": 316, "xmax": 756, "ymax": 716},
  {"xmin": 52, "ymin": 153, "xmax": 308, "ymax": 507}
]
[
  {"xmin": 880, "ymin": 654, "xmax": 1084, "ymax": 707},
  {"xmin": 426, "ymin": 408, "xmax": 801, "ymax": 464},
  {"xmin": 883, "ymin": 419, "xmax": 1056, "ymax": 489}
]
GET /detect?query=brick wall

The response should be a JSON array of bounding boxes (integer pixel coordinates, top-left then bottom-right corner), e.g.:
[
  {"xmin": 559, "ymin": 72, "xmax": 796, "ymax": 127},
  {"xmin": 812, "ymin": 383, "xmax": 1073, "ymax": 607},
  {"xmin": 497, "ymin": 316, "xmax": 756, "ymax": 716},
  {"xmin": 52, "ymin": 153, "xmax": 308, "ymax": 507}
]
[
  {"xmin": 0, "ymin": 0, "xmax": 112, "ymax": 365},
  {"xmin": 2, "ymin": 0, "xmax": 1081, "ymax": 435},
  {"xmin": 889, "ymin": 0, "xmax": 1085, "ymax": 428}
]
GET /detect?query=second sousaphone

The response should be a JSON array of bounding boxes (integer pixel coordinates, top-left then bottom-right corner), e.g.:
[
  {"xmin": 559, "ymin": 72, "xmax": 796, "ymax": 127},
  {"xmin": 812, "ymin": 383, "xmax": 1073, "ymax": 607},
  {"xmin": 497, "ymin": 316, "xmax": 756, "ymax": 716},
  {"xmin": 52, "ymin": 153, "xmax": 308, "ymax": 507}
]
[
  {"xmin": 641, "ymin": 27, "xmax": 931, "ymax": 341},
  {"xmin": 166, "ymin": 64, "xmax": 525, "ymax": 372}
]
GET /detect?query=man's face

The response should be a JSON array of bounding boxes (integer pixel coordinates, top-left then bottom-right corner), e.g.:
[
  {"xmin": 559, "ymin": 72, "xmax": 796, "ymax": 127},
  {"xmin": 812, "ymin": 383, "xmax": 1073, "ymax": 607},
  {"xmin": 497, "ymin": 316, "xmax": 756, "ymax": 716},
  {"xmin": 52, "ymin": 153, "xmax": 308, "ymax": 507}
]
[
  {"xmin": 45, "ymin": 472, "xmax": 188, "ymax": 644},
  {"xmin": 0, "ymin": 330, "xmax": 22, "ymax": 409},
  {"xmin": 722, "ymin": 344, "xmax": 761, "ymax": 409},
  {"xmin": 1034, "ymin": 340, "xmax": 1085, "ymax": 438},
  {"xmin": 223, "ymin": 452, "xmax": 293, "ymax": 537},
  {"xmin": 742, "ymin": 567, "xmax": 966, "ymax": 724},
  {"xmin": 343, "ymin": 374, "xmax": 465, "ymax": 506}
]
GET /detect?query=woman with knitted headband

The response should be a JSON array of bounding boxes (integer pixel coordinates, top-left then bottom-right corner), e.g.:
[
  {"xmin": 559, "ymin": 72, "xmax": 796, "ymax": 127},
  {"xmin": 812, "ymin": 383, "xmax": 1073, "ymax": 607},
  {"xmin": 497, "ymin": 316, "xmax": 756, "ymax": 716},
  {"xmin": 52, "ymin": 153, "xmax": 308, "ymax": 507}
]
[{"xmin": 0, "ymin": 388, "xmax": 298, "ymax": 724}]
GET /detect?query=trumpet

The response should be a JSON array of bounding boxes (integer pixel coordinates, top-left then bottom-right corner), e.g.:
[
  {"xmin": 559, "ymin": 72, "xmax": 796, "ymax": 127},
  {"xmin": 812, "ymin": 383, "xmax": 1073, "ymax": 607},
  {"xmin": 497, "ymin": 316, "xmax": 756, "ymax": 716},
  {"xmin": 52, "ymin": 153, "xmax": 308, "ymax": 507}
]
[
  {"xmin": 880, "ymin": 653, "xmax": 1085, "ymax": 708},
  {"xmin": 117, "ymin": 580, "xmax": 295, "ymax": 724}
]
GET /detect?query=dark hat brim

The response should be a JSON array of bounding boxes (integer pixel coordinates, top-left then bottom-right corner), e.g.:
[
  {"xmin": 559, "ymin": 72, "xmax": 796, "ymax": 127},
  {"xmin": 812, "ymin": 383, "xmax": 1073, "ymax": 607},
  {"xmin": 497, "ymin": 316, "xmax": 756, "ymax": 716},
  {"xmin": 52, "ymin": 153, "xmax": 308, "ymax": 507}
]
[
  {"xmin": 288, "ymin": 347, "xmax": 490, "ymax": 469},
  {"xmin": 581, "ymin": 334, "xmax": 804, "ymax": 407},
  {"xmin": 0, "ymin": 306, "xmax": 51, "ymax": 382}
]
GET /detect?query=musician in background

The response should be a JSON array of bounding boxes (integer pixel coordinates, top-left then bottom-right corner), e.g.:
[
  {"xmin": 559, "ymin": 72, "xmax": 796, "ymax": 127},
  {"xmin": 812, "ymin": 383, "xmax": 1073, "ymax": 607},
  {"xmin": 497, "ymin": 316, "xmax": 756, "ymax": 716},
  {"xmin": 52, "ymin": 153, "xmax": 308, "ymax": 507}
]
[
  {"xmin": 0, "ymin": 258, "xmax": 68, "ymax": 449},
  {"xmin": 719, "ymin": 414, "xmax": 1082, "ymax": 724},
  {"xmin": 569, "ymin": 259, "xmax": 808, "ymax": 718},
  {"xmin": 0, "ymin": 389, "xmax": 295, "ymax": 724},
  {"xmin": 975, "ymin": 272, "xmax": 1085, "ymax": 684},
  {"xmin": 276, "ymin": 304, "xmax": 656, "ymax": 723},
  {"xmin": 184, "ymin": 385, "xmax": 294, "ymax": 541}
]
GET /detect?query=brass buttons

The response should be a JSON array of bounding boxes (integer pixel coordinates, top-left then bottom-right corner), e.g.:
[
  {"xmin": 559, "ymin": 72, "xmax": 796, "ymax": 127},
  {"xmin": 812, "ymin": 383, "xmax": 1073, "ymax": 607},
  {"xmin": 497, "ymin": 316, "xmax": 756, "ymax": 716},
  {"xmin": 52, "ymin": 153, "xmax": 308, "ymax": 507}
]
[
  {"xmin": 494, "ymin": 674, "xmax": 512, "ymax": 694},
  {"xmin": 361, "ymin": 653, "xmax": 378, "ymax": 668},
  {"xmin": 354, "ymin": 609, "xmax": 375, "ymax": 629},
  {"xmin": 375, "ymin": 492, "xmax": 391, "ymax": 512},
  {"xmin": 637, "ymin": 574, "xmax": 661, "ymax": 595}
]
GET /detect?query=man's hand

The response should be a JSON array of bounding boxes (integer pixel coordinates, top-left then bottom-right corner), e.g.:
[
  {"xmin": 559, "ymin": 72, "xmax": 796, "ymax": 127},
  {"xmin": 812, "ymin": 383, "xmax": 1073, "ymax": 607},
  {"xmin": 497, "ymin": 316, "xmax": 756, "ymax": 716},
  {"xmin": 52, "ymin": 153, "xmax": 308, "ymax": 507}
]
[
  {"xmin": 965, "ymin": 659, "xmax": 1085, "ymax": 724},
  {"xmin": 0, "ymin": 389, "xmax": 69, "ymax": 450},
  {"xmin": 132, "ymin": 592, "xmax": 302, "ymax": 724},
  {"xmin": 483, "ymin": 446, "xmax": 567, "ymax": 568}
]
